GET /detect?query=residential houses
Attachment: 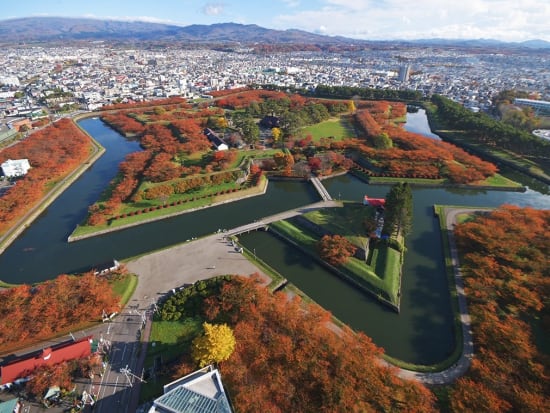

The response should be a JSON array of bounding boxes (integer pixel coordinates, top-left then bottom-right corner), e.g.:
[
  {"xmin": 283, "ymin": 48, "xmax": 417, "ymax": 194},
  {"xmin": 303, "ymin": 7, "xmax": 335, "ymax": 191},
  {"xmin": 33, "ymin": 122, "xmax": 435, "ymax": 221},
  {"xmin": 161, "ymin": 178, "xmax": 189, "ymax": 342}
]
[{"xmin": 0, "ymin": 44, "xmax": 548, "ymax": 129}]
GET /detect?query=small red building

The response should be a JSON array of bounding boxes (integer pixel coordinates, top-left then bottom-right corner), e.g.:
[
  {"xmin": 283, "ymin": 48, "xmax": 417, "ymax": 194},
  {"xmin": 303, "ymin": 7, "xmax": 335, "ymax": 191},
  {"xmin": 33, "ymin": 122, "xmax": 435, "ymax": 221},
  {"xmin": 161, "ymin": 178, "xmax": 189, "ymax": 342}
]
[
  {"xmin": 0, "ymin": 336, "xmax": 92, "ymax": 385},
  {"xmin": 363, "ymin": 195, "xmax": 386, "ymax": 208}
]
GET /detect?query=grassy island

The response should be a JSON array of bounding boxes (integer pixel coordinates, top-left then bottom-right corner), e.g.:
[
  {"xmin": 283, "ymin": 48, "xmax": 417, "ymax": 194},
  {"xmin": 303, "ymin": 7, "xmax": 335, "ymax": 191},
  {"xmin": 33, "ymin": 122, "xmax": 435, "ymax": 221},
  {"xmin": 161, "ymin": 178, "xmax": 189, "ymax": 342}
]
[
  {"xmin": 268, "ymin": 199, "xmax": 405, "ymax": 310},
  {"xmin": 66, "ymin": 90, "xmax": 521, "ymax": 242}
]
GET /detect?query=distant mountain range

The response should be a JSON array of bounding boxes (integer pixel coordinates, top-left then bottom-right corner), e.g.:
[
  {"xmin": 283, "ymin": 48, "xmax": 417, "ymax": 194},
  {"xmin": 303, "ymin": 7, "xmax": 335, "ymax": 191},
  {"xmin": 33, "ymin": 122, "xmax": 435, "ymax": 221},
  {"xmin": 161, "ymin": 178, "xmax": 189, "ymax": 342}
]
[
  {"xmin": 0, "ymin": 17, "xmax": 549, "ymax": 49},
  {"xmin": 0, "ymin": 17, "xmax": 350, "ymax": 45}
]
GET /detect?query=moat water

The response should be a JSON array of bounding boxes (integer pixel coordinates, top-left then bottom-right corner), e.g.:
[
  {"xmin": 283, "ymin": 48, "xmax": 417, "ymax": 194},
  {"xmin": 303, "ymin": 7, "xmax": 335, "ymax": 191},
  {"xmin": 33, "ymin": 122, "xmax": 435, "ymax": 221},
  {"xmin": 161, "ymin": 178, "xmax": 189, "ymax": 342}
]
[{"xmin": 0, "ymin": 113, "xmax": 548, "ymax": 364}]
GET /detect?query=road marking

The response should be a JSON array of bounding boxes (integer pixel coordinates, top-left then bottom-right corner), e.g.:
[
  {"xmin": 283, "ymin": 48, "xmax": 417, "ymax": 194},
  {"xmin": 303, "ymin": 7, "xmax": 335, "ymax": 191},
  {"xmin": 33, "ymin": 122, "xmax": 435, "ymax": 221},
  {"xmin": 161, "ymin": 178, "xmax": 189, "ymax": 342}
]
[
  {"xmin": 120, "ymin": 343, "xmax": 127, "ymax": 361},
  {"xmin": 113, "ymin": 376, "xmax": 119, "ymax": 394}
]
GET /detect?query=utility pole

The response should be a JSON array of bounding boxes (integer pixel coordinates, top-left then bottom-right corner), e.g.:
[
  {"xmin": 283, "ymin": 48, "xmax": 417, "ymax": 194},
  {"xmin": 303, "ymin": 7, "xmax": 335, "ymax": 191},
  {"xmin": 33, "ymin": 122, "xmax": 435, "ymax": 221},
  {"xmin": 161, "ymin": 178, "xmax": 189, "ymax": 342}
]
[{"xmin": 120, "ymin": 365, "xmax": 146, "ymax": 387}]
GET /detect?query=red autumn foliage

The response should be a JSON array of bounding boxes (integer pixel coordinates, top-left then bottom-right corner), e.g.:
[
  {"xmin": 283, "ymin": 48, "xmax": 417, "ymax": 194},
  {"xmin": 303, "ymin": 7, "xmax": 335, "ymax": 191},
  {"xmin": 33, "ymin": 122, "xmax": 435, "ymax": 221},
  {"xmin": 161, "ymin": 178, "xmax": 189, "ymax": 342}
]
[
  {"xmin": 0, "ymin": 272, "xmax": 121, "ymax": 352},
  {"xmin": 25, "ymin": 354, "xmax": 103, "ymax": 398},
  {"xmin": 143, "ymin": 152, "xmax": 182, "ymax": 183},
  {"xmin": 87, "ymin": 150, "xmax": 153, "ymax": 224},
  {"xmin": 207, "ymin": 87, "xmax": 250, "ymax": 97},
  {"xmin": 351, "ymin": 101, "xmax": 498, "ymax": 183},
  {"xmin": 450, "ymin": 206, "xmax": 550, "ymax": 412},
  {"xmin": 183, "ymin": 276, "xmax": 437, "ymax": 412},
  {"xmin": 101, "ymin": 112, "xmax": 145, "ymax": 136},
  {"xmin": 215, "ymin": 89, "xmax": 288, "ymax": 109},
  {"xmin": 0, "ymin": 119, "xmax": 92, "ymax": 235},
  {"xmin": 317, "ymin": 234, "xmax": 357, "ymax": 266},
  {"xmin": 355, "ymin": 108, "xmax": 383, "ymax": 137},
  {"xmin": 141, "ymin": 123, "xmax": 181, "ymax": 155}
]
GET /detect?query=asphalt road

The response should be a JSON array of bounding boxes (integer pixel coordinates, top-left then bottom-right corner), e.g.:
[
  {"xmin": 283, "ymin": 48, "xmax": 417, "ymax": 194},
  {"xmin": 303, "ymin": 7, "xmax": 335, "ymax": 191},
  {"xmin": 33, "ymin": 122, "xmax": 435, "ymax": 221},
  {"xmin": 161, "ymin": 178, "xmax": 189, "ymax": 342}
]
[{"xmin": 86, "ymin": 308, "xmax": 147, "ymax": 413}]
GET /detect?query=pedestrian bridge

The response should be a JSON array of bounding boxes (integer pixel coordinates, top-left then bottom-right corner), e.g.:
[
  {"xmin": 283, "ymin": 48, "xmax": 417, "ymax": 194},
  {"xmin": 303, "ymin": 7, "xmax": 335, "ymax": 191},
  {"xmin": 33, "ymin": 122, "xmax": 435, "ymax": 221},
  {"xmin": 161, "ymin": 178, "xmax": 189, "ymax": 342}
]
[
  {"xmin": 310, "ymin": 177, "xmax": 333, "ymax": 201},
  {"xmin": 225, "ymin": 200, "xmax": 341, "ymax": 237}
]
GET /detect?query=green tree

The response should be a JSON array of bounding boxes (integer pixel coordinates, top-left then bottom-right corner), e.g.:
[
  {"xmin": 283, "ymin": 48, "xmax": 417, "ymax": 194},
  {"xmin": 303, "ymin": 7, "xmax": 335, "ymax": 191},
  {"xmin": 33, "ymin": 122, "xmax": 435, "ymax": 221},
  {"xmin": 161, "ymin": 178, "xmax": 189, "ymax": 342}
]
[
  {"xmin": 153, "ymin": 106, "xmax": 166, "ymax": 116},
  {"xmin": 280, "ymin": 111, "xmax": 303, "ymax": 138},
  {"xmin": 372, "ymin": 132, "xmax": 393, "ymax": 149},
  {"xmin": 192, "ymin": 322, "xmax": 236, "ymax": 367},
  {"xmin": 234, "ymin": 115, "xmax": 260, "ymax": 143},
  {"xmin": 382, "ymin": 182, "xmax": 412, "ymax": 237}
]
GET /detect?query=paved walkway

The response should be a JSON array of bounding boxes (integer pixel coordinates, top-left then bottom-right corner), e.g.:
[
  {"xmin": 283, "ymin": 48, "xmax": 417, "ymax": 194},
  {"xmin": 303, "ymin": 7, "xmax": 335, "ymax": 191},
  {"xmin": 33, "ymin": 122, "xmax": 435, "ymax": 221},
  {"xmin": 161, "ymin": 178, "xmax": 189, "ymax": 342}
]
[
  {"xmin": 126, "ymin": 200, "xmax": 341, "ymax": 301},
  {"xmin": 310, "ymin": 177, "xmax": 333, "ymax": 201}
]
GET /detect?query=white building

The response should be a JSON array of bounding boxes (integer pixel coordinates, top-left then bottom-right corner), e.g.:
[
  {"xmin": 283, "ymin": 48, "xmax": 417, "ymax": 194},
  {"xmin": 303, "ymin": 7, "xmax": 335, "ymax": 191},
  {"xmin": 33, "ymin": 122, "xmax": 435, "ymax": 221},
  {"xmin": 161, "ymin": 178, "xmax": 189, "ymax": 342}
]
[
  {"xmin": 148, "ymin": 365, "xmax": 233, "ymax": 413},
  {"xmin": 514, "ymin": 98, "xmax": 550, "ymax": 115},
  {"xmin": 1, "ymin": 159, "xmax": 31, "ymax": 178}
]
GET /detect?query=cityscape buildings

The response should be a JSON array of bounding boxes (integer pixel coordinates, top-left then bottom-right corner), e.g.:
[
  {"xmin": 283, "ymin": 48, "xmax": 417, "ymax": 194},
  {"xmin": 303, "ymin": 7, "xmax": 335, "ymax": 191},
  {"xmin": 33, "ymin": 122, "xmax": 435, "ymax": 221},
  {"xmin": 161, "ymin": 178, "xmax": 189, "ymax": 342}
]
[{"xmin": 1, "ymin": 43, "xmax": 549, "ymax": 132}]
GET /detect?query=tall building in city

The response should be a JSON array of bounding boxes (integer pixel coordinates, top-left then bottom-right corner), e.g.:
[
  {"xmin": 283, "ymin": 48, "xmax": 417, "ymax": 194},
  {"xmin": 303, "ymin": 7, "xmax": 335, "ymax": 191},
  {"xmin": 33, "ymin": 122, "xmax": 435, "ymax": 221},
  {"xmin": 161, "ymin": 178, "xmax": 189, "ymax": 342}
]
[{"xmin": 398, "ymin": 65, "xmax": 411, "ymax": 82}]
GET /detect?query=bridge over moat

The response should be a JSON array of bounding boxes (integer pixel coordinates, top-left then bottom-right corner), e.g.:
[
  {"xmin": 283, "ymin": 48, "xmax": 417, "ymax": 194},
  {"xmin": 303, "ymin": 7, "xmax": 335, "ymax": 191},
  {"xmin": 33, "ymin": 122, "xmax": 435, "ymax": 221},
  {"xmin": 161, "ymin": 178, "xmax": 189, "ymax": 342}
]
[
  {"xmin": 310, "ymin": 177, "xmax": 333, "ymax": 201},
  {"xmin": 224, "ymin": 200, "xmax": 341, "ymax": 237}
]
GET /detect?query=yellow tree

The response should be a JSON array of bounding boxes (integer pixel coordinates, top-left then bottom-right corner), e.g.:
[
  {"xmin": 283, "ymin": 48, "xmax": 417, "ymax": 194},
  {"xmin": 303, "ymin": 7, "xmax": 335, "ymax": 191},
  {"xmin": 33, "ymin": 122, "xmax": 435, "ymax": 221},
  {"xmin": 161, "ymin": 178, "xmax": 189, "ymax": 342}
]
[
  {"xmin": 217, "ymin": 117, "xmax": 228, "ymax": 129},
  {"xmin": 192, "ymin": 322, "xmax": 236, "ymax": 367},
  {"xmin": 347, "ymin": 100, "xmax": 356, "ymax": 113},
  {"xmin": 271, "ymin": 127, "xmax": 282, "ymax": 145}
]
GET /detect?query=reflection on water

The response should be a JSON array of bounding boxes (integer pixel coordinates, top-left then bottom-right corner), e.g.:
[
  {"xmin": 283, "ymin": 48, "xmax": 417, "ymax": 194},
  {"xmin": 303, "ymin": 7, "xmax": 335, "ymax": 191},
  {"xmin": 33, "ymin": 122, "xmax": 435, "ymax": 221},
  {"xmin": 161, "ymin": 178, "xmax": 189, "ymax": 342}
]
[{"xmin": 241, "ymin": 173, "xmax": 549, "ymax": 364}]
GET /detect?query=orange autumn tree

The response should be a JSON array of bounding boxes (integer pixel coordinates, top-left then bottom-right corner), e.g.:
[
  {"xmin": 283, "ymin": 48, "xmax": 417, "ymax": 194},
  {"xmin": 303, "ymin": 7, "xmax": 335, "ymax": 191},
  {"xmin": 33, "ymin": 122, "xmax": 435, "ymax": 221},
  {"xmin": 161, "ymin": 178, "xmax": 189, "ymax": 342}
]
[
  {"xmin": 450, "ymin": 206, "xmax": 550, "ymax": 412},
  {"xmin": 317, "ymin": 234, "xmax": 357, "ymax": 266},
  {"xmin": 0, "ymin": 119, "xmax": 92, "ymax": 235},
  {"xmin": 186, "ymin": 275, "xmax": 436, "ymax": 413},
  {"xmin": 0, "ymin": 272, "xmax": 121, "ymax": 352}
]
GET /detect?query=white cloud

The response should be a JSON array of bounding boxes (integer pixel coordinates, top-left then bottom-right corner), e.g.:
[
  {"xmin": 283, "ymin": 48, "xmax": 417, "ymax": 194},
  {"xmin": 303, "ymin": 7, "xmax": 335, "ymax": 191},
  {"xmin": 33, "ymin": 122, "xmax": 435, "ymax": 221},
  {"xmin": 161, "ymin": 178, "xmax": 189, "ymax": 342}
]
[
  {"xmin": 281, "ymin": 0, "xmax": 301, "ymax": 7},
  {"xmin": 103, "ymin": 15, "xmax": 181, "ymax": 25},
  {"xmin": 316, "ymin": 25, "xmax": 328, "ymax": 34},
  {"xmin": 272, "ymin": 0, "xmax": 550, "ymax": 41},
  {"xmin": 202, "ymin": 3, "xmax": 225, "ymax": 16}
]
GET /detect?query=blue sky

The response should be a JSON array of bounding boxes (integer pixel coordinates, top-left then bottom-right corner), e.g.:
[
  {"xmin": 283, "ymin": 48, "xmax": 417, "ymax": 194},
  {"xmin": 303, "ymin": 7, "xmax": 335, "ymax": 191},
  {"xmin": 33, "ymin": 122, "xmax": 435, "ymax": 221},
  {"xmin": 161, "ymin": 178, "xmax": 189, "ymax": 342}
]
[{"xmin": 2, "ymin": 0, "xmax": 549, "ymax": 42}]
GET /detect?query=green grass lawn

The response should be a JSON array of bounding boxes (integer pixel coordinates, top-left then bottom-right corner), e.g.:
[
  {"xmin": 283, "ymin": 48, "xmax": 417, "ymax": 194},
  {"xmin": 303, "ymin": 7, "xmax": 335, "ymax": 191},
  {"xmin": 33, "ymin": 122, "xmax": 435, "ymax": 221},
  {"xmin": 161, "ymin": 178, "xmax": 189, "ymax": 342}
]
[
  {"xmin": 270, "ymin": 205, "xmax": 403, "ymax": 307},
  {"xmin": 146, "ymin": 317, "xmax": 202, "ymax": 367},
  {"xmin": 70, "ymin": 178, "xmax": 267, "ymax": 239},
  {"xmin": 111, "ymin": 273, "xmax": 138, "ymax": 306},
  {"xmin": 478, "ymin": 173, "xmax": 523, "ymax": 188},
  {"xmin": 302, "ymin": 202, "xmax": 373, "ymax": 247},
  {"xmin": 367, "ymin": 172, "xmax": 522, "ymax": 189},
  {"xmin": 139, "ymin": 317, "xmax": 203, "ymax": 403},
  {"xmin": 368, "ymin": 176, "xmax": 446, "ymax": 185},
  {"xmin": 301, "ymin": 117, "xmax": 355, "ymax": 141}
]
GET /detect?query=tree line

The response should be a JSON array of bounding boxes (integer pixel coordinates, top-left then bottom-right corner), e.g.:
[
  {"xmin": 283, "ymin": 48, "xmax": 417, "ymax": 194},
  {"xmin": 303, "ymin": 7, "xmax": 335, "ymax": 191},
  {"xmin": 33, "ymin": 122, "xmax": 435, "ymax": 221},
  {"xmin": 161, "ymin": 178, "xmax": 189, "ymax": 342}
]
[
  {"xmin": 0, "ymin": 119, "xmax": 93, "ymax": 235},
  {"xmin": 315, "ymin": 84, "xmax": 423, "ymax": 101},
  {"xmin": 165, "ymin": 275, "xmax": 436, "ymax": 412},
  {"xmin": 450, "ymin": 206, "xmax": 549, "ymax": 412},
  {"xmin": 0, "ymin": 272, "xmax": 121, "ymax": 352},
  {"xmin": 430, "ymin": 94, "xmax": 550, "ymax": 157}
]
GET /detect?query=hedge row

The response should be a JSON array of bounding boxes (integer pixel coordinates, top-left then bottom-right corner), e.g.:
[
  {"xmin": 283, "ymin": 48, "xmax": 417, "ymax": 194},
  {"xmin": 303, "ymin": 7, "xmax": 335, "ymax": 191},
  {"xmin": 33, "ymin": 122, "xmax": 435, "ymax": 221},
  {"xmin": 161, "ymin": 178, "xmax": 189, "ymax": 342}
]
[
  {"xmin": 351, "ymin": 164, "xmax": 440, "ymax": 180},
  {"xmin": 110, "ymin": 178, "xmax": 263, "ymax": 221}
]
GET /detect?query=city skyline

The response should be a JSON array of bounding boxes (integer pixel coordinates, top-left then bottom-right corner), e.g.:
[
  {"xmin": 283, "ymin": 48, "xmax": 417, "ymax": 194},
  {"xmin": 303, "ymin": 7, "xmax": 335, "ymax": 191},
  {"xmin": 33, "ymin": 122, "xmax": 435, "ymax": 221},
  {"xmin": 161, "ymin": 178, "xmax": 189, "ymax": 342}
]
[{"xmin": 2, "ymin": 0, "xmax": 549, "ymax": 43}]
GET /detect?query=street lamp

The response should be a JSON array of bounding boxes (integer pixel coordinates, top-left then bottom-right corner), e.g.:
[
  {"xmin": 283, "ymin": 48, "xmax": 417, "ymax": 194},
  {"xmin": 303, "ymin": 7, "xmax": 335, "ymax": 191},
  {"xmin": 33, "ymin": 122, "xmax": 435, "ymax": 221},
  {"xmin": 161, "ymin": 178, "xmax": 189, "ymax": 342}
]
[{"xmin": 253, "ymin": 248, "xmax": 256, "ymax": 260}]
